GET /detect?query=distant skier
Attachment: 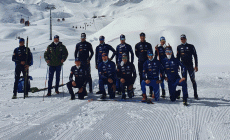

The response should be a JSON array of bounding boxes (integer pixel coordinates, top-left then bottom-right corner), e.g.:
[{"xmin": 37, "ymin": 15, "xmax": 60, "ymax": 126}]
[
  {"xmin": 75, "ymin": 33, "xmax": 94, "ymax": 93},
  {"xmin": 135, "ymin": 32, "xmax": 153, "ymax": 96},
  {"xmin": 95, "ymin": 36, "xmax": 116, "ymax": 69},
  {"xmin": 117, "ymin": 53, "xmax": 136, "ymax": 99},
  {"xmin": 12, "ymin": 38, "xmax": 33, "ymax": 99},
  {"xmin": 141, "ymin": 50, "xmax": 164, "ymax": 101},
  {"xmin": 177, "ymin": 34, "xmax": 198, "ymax": 100},
  {"xmin": 44, "ymin": 35, "xmax": 68, "ymax": 96},
  {"xmin": 67, "ymin": 58, "xmax": 87, "ymax": 100},
  {"xmin": 162, "ymin": 47, "xmax": 188, "ymax": 106},
  {"xmin": 98, "ymin": 53, "xmax": 116, "ymax": 99},
  {"xmin": 154, "ymin": 36, "xmax": 167, "ymax": 98},
  {"xmin": 115, "ymin": 34, "xmax": 134, "ymax": 94}
]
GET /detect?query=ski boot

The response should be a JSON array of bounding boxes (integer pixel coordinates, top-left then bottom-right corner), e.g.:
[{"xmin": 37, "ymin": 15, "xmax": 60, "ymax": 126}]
[
  {"xmin": 109, "ymin": 92, "xmax": 115, "ymax": 99},
  {"xmin": 116, "ymin": 91, "xmax": 121, "ymax": 95},
  {"xmin": 161, "ymin": 89, "xmax": 166, "ymax": 98},
  {"xmin": 12, "ymin": 95, "xmax": 17, "ymax": 99},
  {"xmin": 70, "ymin": 95, "xmax": 75, "ymax": 100},
  {"xmin": 89, "ymin": 87, "xmax": 93, "ymax": 94},
  {"xmin": 84, "ymin": 90, "xmax": 88, "ymax": 96},
  {"xmin": 46, "ymin": 93, "xmax": 51, "ymax": 97},
  {"xmin": 183, "ymin": 99, "xmax": 188, "ymax": 106},
  {"xmin": 149, "ymin": 87, "xmax": 153, "ymax": 97},
  {"xmin": 176, "ymin": 90, "xmax": 181, "ymax": 99},
  {"xmin": 194, "ymin": 93, "xmax": 199, "ymax": 100},
  {"xmin": 128, "ymin": 90, "xmax": 133, "ymax": 99},
  {"xmin": 121, "ymin": 94, "xmax": 126, "ymax": 100},
  {"xmin": 100, "ymin": 92, "xmax": 106, "ymax": 100},
  {"xmin": 96, "ymin": 90, "xmax": 103, "ymax": 94},
  {"xmin": 142, "ymin": 94, "xmax": 147, "ymax": 101}
]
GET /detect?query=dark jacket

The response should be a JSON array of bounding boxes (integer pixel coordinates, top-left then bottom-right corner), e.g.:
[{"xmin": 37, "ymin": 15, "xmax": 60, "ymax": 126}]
[
  {"xmin": 135, "ymin": 41, "xmax": 153, "ymax": 63},
  {"xmin": 12, "ymin": 45, "xmax": 33, "ymax": 66},
  {"xmin": 95, "ymin": 43, "xmax": 116, "ymax": 66},
  {"xmin": 98, "ymin": 60, "xmax": 116, "ymax": 80},
  {"xmin": 116, "ymin": 43, "xmax": 134, "ymax": 64},
  {"xmin": 161, "ymin": 57, "xmax": 187, "ymax": 82},
  {"xmin": 117, "ymin": 61, "xmax": 136, "ymax": 84},
  {"xmin": 177, "ymin": 43, "xmax": 198, "ymax": 67},
  {"xmin": 154, "ymin": 45, "xmax": 166, "ymax": 62},
  {"xmin": 69, "ymin": 65, "xmax": 87, "ymax": 88},
  {"xmin": 142, "ymin": 58, "xmax": 164, "ymax": 81},
  {"xmin": 44, "ymin": 42, "xmax": 68, "ymax": 66},
  {"xmin": 75, "ymin": 41, "xmax": 94, "ymax": 62}
]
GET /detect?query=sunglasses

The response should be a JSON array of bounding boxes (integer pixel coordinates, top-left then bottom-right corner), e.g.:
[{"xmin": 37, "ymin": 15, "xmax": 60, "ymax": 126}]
[
  {"xmin": 181, "ymin": 38, "xmax": 186, "ymax": 40},
  {"xmin": 165, "ymin": 51, "xmax": 172, "ymax": 53}
]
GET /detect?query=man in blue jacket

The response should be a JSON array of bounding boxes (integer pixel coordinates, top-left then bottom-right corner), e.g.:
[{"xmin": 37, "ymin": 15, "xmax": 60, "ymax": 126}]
[
  {"xmin": 117, "ymin": 53, "xmax": 136, "ymax": 99},
  {"xmin": 162, "ymin": 47, "xmax": 188, "ymax": 106},
  {"xmin": 116, "ymin": 34, "xmax": 134, "ymax": 94},
  {"xmin": 75, "ymin": 33, "xmax": 94, "ymax": 93},
  {"xmin": 177, "ymin": 34, "xmax": 198, "ymax": 100},
  {"xmin": 67, "ymin": 58, "xmax": 87, "ymax": 100},
  {"xmin": 135, "ymin": 32, "xmax": 153, "ymax": 97},
  {"xmin": 141, "ymin": 50, "xmax": 164, "ymax": 101},
  {"xmin": 95, "ymin": 36, "xmax": 116, "ymax": 69},
  {"xmin": 12, "ymin": 38, "xmax": 33, "ymax": 99},
  {"xmin": 98, "ymin": 53, "xmax": 116, "ymax": 99},
  {"xmin": 154, "ymin": 36, "xmax": 167, "ymax": 98}
]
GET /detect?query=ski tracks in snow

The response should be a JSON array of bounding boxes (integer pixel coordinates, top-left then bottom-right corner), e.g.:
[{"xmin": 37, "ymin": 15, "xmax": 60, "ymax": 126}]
[{"xmin": 0, "ymin": 98, "xmax": 88, "ymax": 140}]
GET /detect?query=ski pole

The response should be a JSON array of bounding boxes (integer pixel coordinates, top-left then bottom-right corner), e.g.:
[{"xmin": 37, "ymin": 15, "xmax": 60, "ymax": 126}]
[
  {"xmin": 39, "ymin": 56, "xmax": 41, "ymax": 68},
  {"xmin": 24, "ymin": 36, "xmax": 29, "ymax": 99},
  {"xmin": 43, "ymin": 66, "xmax": 49, "ymax": 101},
  {"xmin": 62, "ymin": 65, "xmax": 64, "ymax": 97}
]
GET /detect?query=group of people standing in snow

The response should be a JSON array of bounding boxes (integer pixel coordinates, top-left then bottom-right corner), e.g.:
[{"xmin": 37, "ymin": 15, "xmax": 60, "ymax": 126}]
[{"xmin": 12, "ymin": 32, "xmax": 198, "ymax": 105}]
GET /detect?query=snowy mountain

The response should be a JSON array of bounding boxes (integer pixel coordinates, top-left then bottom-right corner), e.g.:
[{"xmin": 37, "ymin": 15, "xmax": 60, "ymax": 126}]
[{"xmin": 0, "ymin": 0, "xmax": 229, "ymax": 139}]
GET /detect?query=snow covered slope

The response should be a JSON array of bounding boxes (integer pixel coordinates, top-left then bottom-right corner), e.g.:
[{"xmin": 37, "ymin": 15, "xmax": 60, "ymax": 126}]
[{"xmin": 0, "ymin": 0, "xmax": 229, "ymax": 139}]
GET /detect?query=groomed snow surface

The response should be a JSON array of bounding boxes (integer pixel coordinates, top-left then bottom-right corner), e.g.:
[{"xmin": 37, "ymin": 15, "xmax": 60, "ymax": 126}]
[{"xmin": 0, "ymin": 0, "xmax": 229, "ymax": 139}]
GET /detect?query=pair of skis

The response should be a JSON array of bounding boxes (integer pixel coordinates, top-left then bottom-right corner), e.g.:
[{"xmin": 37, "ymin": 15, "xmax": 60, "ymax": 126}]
[{"xmin": 31, "ymin": 84, "xmax": 66, "ymax": 93}]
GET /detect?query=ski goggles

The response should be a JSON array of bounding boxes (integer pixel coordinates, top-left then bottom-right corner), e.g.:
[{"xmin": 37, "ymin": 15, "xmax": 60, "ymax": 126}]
[
  {"xmin": 148, "ymin": 54, "xmax": 153, "ymax": 56},
  {"xmin": 165, "ymin": 50, "xmax": 172, "ymax": 53}
]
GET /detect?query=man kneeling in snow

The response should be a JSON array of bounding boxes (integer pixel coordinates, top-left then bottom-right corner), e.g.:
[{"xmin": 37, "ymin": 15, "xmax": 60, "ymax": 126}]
[
  {"xmin": 141, "ymin": 50, "xmax": 164, "ymax": 101},
  {"xmin": 66, "ymin": 58, "xmax": 87, "ymax": 100},
  {"xmin": 98, "ymin": 53, "xmax": 116, "ymax": 99},
  {"xmin": 161, "ymin": 47, "xmax": 188, "ymax": 106}
]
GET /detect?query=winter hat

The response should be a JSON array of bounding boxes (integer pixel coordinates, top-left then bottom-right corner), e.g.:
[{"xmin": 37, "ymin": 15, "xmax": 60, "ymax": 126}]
[
  {"xmin": 99, "ymin": 36, "xmax": 105, "ymax": 41},
  {"xmin": 19, "ymin": 38, "xmax": 25, "ymax": 43},
  {"xmin": 147, "ymin": 50, "xmax": 153, "ymax": 56},
  {"xmin": 120, "ymin": 34, "xmax": 125, "ymax": 40},
  {"xmin": 140, "ymin": 32, "xmax": 145, "ymax": 37},
  {"xmin": 81, "ymin": 33, "xmax": 86, "ymax": 39},
  {"xmin": 160, "ymin": 36, "xmax": 166, "ymax": 42},
  {"xmin": 180, "ymin": 34, "xmax": 186, "ymax": 39},
  {"xmin": 165, "ymin": 47, "xmax": 172, "ymax": 52},
  {"xmin": 54, "ymin": 35, "xmax": 59, "ymax": 39},
  {"xmin": 75, "ymin": 57, "xmax": 81, "ymax": 61}
]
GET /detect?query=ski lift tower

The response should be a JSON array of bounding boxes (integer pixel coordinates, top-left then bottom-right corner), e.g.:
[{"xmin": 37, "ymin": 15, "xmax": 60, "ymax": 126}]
[
  {"xmin": 84, "ymin": 23, "xmax": 87, "ymax": 30},
  {"xmin": 45, "ymin": 5, "xmax": 56, "ymax": 40}
]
